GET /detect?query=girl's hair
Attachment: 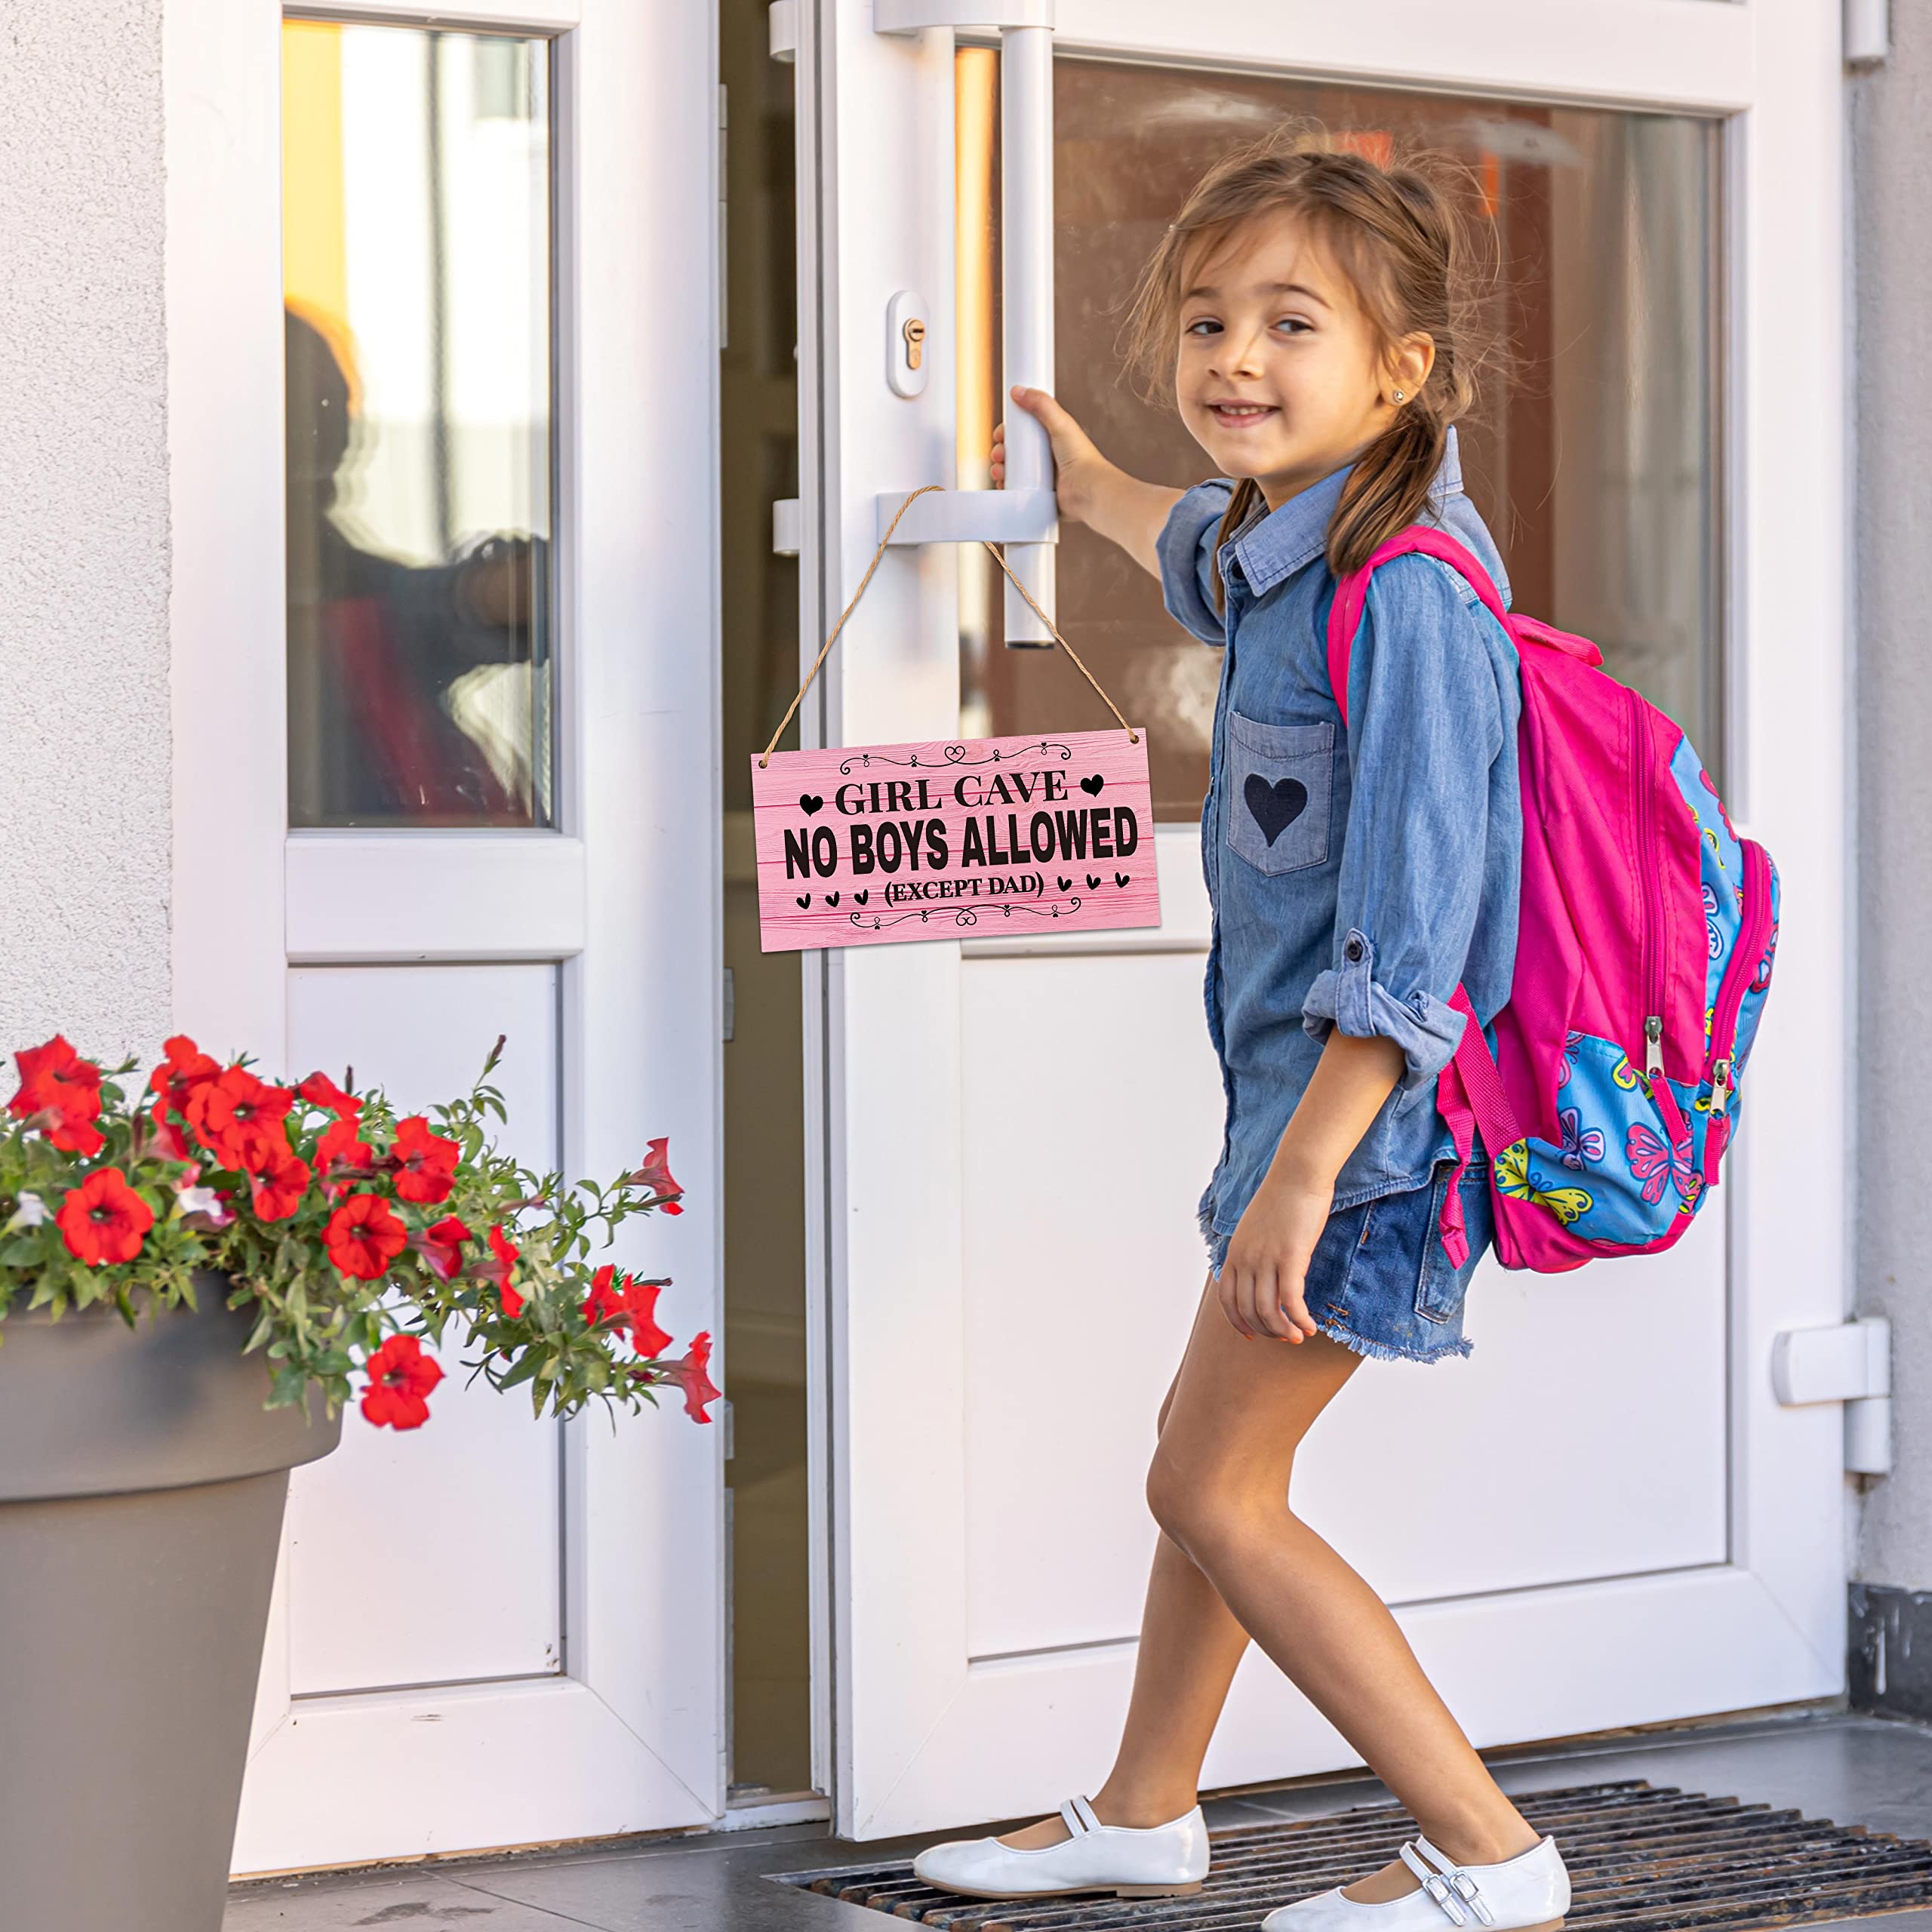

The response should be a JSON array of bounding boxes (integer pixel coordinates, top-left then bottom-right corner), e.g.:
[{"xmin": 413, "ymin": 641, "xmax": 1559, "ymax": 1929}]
[{"xmin": 1120, "ymin": 125, "xmax": 1506, "ymax": 602}]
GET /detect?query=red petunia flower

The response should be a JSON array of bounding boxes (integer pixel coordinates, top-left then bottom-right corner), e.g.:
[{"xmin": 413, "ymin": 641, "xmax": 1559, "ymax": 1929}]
[
  {"xmin": 669, "ymin": 1331, "xmax": 721, "ymax": 1423},
  {"xmin": 13, "ymin": 1036, "xmax": 102, "ymax": 1118},
  {"xmin": 11, "ymin": 1035, "xmax": 106, "ymax": 1156},
  {"xmin": 323, "ymin": 1192, "xmax": 408, "ymax": 1281},
  {"xmin": 297, "ymin": 1069, "xmax": 362, "ymax": 1117},
  {"xmin": 359, "ymin": 1334, "xmax": 445, "ymax": 1430},
  {"xmin": 56, "ymin": 1168, "xmax": 155, "ymax": 1268},
  {"xmin": 582, "ymin": 1263, "xmax": 626, "ymax": 1331},
  {"xmin": 249, "ymin": 1143, "xmax": 312, "ymax": 1222},
  {"xmin": 146, "ymin": 1097, "xmax": 195, "ymax": 1162},
  {"xmin": 413, "ymin": 1214, "xmax": 474, "ymax": 1281},
  {"xmin": 392, "ymin": 1115, "xmax": 460, "ymax": 1204},
  {"xmin": 316, "ymin": 1114, "xmax": 371, "ymax": 1163},
  {"xmin": 149, "ymin": 1035, "xmax": 219, "ymax": 1114},
  {"xmin": 186, "ymin": 1066, "xmax": 295, "ymax": 1172},
  {"xmin": 624, "ymin": 1276, "xmax": 674, "ymax": 1358},
  {"xmin": 314, "ymin": 1114, "xmax": 375, "ymax": 1201},
  {"xmin": 485, "ymin": 1223, "xmax": 525, "ymax": 1317},
  {"xmin": 628, "ymin": 1137, "xmax": 683, "ymax": 1211},
  {"xmin": 581, "ymin": 1265, "xmax": 675, "ymax": 1358}
]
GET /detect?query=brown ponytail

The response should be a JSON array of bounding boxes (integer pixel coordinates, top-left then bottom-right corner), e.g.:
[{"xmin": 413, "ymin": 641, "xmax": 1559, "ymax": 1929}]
[{"xmin": 1118, "ymin": 125, "xmax": 1505, "ymax": 609}]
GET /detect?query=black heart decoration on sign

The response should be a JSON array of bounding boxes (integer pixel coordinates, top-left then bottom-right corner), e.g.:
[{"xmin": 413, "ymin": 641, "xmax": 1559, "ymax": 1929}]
[
  {"xmin": 798, "ymin": 793, "xmax": 824, "ymax": 815},
  {"xmin": 1057, "ymin": 875, "xmax": 1072, "ymax": 892},
  {"xmin": 795, "ymin": 894, "xmax": 811, "ymax": 909},
  {"xmin": 1080, "ymin": 774, "xmax": 1105, "ymax": 796},
  {"xmin": 826, "ymin": 891, "xmax": 840, "ymax": 908},
  {"xmin": 1086, "ymin": 872, "xmax": 1100, "ymax": 890},
  {"xmin": 1244, "ymin": 774, "xmax": 1309, "ymax": 846},
  {"xmin": 1114, "ymin": 872, "xmax": 1131, "ymax": 888},
  {"xmin": 854, "ymin": 889, "xmax": 869, "ymax": 905}
]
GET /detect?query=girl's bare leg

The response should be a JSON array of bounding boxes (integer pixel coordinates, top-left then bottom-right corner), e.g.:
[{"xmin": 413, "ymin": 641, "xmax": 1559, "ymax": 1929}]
[{"xmin": 998, "ymin": 1272, "xmax": 1541, "ymax": 1899}]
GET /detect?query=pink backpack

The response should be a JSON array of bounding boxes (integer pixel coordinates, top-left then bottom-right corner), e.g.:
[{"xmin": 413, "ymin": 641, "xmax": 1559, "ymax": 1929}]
[{"xmin": 1327, "ymin": 528, "xmax": 1780, "ymax": 1273}]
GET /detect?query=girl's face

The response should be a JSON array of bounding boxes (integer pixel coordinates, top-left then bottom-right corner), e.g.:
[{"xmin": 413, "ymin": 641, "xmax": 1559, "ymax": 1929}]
[{"xmin": 1174, "ymin": 209, "xmax": 1431, "ymax": 510}]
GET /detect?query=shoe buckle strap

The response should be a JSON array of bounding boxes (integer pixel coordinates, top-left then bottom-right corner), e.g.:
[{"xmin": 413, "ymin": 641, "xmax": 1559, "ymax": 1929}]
[
  {"xmin": 1060, "ymin": 1795, "xmax": 1102, "ymax": 1838},
  {"xmin": 1407, "ymin": 1838, "xmax": 1497, "ymax": 1927},
  {"xmin": 1398, "ymin": 1842, "xmax": 1470, "ymax": 1926}
]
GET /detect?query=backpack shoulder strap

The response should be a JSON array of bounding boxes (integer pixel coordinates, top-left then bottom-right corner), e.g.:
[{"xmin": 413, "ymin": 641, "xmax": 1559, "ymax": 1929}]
[{"xmin": 1325, "ymin": 526, "xmax": 1512, "ymax": 726}]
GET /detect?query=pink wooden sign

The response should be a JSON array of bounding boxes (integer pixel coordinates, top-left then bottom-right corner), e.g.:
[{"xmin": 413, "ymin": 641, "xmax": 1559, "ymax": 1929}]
[{"xmin": 751, "ymin": 728, "xmax": 1161, "ymax": 952}]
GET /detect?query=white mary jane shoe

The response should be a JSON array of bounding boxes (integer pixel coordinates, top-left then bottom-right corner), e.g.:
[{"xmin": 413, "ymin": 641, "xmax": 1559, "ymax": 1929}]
[
  {"xmin": 912, "ymin": 1792, "xmax": 1208, "ymax": 1900},
  {"xmin": 1260, "ymin": 1832, "xmax": 1570, "ymax": 1932}
]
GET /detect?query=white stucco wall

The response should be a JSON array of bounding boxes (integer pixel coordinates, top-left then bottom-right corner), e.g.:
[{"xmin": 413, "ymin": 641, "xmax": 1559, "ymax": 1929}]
[
  {"xmin": 1852, "ymin": 17, "xmax": 1932, "ymax": 1589},
  {"xmin": 0, "ymin": 0, "xmax": 171, "ymax": 1057}
]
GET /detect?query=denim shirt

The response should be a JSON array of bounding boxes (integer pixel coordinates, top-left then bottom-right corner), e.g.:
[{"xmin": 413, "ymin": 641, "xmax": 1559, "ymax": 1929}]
[{"xmin": 1157, "ymin": 425, "xmax": 1523, "ymax": 1238}]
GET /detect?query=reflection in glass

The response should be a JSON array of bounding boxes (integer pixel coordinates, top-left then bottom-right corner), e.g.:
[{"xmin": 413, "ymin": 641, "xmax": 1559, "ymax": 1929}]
[
  {"xmin": 283, "ymin": 21, "xmax": 553, "ymax": 828},
  {"xmin": 959, "ymin": 59, "xmax": 1722, "ymax": 820}
]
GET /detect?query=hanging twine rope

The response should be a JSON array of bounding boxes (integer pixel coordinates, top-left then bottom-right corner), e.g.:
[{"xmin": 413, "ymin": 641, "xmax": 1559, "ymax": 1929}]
[{"xmin": 759, "ymin": 484, "xmax": 1140, "ymax": 766}]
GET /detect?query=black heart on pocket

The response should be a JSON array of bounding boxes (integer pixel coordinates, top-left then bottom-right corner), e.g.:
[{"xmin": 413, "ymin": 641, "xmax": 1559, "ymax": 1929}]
[
  {"xmin": 854, "ymin": 889, "xmax": 869, "ymax": 905},
  {"xmin": 798, "ymin": 793, "xmax": 824, "ymax": 815},
  {"xmin": 795, "ymin": 894, "xmax": 811, "ymax": 908},
  {"xmin": 1244, "ymin": 772, "xmax": 1309, "ymax": 847},
  {"xmin": 1057, "ymin": 875, "xmax": 1072, "ymax": 892},
  {"xmin": 1086, "ymin": 872, "xmax": 1100, "ymax": 890},
  {"xmin": 826, "ymin": 891, "xmax": 840, "ymax": 908},
  {"xmin": 1080, "ymin": 774, "xmax": 1105, "ymax": 796},
  {"xmin": 1114, "ymin": 872, "xmax": 1131, "ymax": 888}
]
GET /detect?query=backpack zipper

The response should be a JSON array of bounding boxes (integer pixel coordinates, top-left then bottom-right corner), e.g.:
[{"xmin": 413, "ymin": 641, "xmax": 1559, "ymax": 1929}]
[
  {"xmin": 1699, "ymin": 836, "xmax": 1773, "ymax": 1183},
  {"xmin": 1705, "ymin": 837, "xmax": 1774, "ymax": 1103},
  {"xmin": 1630, "ymin": 690, "xmax": 1666, "ymax": 1081}
]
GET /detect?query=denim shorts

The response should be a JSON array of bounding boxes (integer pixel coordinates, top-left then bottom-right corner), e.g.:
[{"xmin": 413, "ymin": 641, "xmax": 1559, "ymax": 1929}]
[{"xmin": 1204, "ymin": 1154, "xmax": 1494, "ymax": 1364}]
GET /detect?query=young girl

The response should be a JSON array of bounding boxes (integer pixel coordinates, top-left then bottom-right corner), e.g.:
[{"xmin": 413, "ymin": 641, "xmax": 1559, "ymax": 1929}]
[{"xmin": 912, "ymin": 132, "xmax": 1571, "ymax": 1932}]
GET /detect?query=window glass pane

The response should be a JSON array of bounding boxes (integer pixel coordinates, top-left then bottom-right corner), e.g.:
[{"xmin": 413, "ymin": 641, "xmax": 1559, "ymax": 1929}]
[
  {"xmin": 958, "ymin": 58, "xmax": 1722, "ymax": 821},
  {"xmin": 284, "ymin": 20, "xmax": 554, "ymax": 829}
]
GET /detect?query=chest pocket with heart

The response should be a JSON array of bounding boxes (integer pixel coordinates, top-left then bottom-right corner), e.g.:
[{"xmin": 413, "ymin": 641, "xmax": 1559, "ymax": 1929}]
[{"xmin": 1223, "ymin": 709, "xmax": 1334, "ymax": 878}]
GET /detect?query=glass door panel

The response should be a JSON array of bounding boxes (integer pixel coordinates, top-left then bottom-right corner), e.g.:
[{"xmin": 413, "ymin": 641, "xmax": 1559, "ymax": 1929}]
[
  {"xmin": 958, "ymin": 57, "xmax": 1722, "ymax": 821},
  {"xmin": 284, "ymin": 20, "xmax": 554, "ymax": 829}
]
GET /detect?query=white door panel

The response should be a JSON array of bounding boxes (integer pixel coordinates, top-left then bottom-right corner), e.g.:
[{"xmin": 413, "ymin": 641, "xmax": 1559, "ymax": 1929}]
[
  {"xmin": 803, "ymin": 0, "xmax": 1844, "ymax": 1838},
  {"xmin": 961, "ymin": 960, "xmax": 1726, "ymax": 1666},
  {"xmin": 961, "ymin": 949, "xmax": 1222, "ymax": 1663},
  {"xmin": 284, "ymin": 964, "xmax": 563, "ymax": 1695},
  {"xmin": 1297, "ymin": 1208, "xmax": 1730, "ymax": 1599}
]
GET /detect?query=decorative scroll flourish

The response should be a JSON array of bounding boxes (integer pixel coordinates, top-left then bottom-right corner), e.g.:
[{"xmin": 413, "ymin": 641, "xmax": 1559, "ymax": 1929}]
[
  {"xmin": 848, "ymin": 896, "xmax": 1085, "ymax": 933},
  {"xmin": 837, "ymin": 740, "xmax": 1072, "ymax": 777}
]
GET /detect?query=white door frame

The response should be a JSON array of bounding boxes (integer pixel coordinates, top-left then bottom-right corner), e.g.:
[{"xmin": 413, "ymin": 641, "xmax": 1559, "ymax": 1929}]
[
  {"xmin": 798, "ymin": 0, "xmax": 1847, "ymax": 1838},
  {"xmin": 165, "ymin": 0, "xmax": 726, "ymax": 1871}
]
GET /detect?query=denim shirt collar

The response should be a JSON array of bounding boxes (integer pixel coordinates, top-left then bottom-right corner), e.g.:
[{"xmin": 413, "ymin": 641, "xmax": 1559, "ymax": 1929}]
[{"xmin": 1220, "ymin": 423, "xmax": 1466, "ymax": 600}]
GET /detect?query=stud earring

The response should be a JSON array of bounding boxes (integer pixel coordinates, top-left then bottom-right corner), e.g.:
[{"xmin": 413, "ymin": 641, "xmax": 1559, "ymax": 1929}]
[{"xmin": 1391, "ymin": 388, "xmax": 1405, "ymax": 403}]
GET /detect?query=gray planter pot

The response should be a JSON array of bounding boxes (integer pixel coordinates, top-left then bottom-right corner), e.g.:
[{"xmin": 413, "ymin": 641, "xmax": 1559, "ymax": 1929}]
[{"xmin": 0, "ymin": 1278, "xmax": 341, "ymax": 1932}]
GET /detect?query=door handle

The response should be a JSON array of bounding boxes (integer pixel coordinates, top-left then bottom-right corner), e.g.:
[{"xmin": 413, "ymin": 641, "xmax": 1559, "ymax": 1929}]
[{"xmin": 875, "ymin": 2, "xmax": 1059, "ymax": 645}]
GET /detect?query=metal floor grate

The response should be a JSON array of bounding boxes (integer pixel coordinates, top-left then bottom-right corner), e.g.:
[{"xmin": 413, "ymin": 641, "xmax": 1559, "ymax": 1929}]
[{"xmin": 773, "ymin": 1779, "xmax": 1932, "ymax": 1930}]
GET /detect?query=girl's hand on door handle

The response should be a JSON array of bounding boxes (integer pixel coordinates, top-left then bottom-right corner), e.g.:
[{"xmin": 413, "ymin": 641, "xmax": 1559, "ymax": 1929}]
[{"xmin": 994, "ymin": 384, "xmax": 1181, "ymax": 580}]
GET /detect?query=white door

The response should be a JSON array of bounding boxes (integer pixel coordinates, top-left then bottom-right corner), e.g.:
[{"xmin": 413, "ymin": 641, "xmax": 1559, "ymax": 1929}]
[
  {"xmin": 794, "ymin": 1, "xmax": 1847, "ymax": 1837},
  {"xmin": 166, "ymin": 0, "xmax": 723, "ymax": 1870}
]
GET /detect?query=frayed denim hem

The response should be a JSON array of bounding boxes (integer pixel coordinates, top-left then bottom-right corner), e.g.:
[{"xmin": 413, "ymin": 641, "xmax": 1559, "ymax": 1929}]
[
  {"xmin": 1197, "ymin": 1183, "xmax": 1227, "ymax": 1278},
  {"xmin": 1313, "ymin": 1311, "xmax": 1474, "ymax": 1365}
]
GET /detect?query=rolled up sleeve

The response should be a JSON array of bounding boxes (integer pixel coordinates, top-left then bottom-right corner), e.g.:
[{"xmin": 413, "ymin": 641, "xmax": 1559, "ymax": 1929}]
[
  {"xmin": 1301, "ymin": 554, "xmax": 1506, "ymax": 1094},
  {"xmin": 1156, "ymin": 480, "xmax": 1235, "ymax": 645}
]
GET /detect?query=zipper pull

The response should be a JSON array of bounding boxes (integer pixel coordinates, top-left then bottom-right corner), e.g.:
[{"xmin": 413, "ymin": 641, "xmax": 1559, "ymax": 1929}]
[
  {"xmin": 1709, "ymin": 1057, "xmax": 1733, "ymax": 1115},
  {"xmin": 1644, "ymin": 1014, "xmax": 1663, "ymax": 1084}
]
